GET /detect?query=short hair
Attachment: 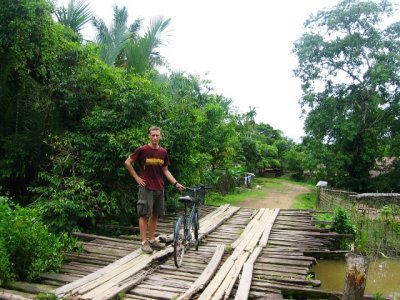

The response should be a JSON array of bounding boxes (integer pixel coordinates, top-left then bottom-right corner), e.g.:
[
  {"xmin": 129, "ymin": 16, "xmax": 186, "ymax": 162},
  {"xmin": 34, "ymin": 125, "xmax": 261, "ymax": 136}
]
[{"xmin": 148, "ymin": 126, "xmax": 161, "ymax": 134}]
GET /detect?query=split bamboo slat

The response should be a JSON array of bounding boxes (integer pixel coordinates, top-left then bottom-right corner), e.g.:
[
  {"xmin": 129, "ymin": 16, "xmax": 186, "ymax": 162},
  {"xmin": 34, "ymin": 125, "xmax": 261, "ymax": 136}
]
[
  {"xmin": 234, "ymin": 246, "xmax": 263, "ymax": 300},
  {"xmin": 198, "ymin": 208, "xmax": 279, "ymax": 300},
  {"xmin": 4, "ymin": 203, "xmax": 349, "ymax": 300},
  {"xmin": 54, "ymin": 204, "xmax": 237, "ymax": 300},
  {"xmin": 177, "ymin": 244, "xmax": 225, "ymax": 300}
]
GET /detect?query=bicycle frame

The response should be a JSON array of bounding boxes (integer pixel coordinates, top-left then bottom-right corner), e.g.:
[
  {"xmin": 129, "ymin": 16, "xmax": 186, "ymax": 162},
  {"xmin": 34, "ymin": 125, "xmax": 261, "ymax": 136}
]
[{"xmin": 173, "ymin": 186, "xmax": 206, "ymax": 268}]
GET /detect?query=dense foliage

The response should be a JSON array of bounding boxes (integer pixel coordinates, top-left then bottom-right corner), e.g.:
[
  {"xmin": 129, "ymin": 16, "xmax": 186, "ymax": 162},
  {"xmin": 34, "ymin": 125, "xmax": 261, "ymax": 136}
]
[
  {"xmin": 0, "ymin": 0, "xmax": 295, "ymax": 234},
  {"xmin": 0, "ymin": 197, "xmax": 75, "ymax": 285}
]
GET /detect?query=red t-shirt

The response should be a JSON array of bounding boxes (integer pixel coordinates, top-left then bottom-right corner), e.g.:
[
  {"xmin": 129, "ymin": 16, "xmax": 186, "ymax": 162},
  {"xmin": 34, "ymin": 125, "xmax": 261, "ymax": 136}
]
[{"xmin": 130, "ymin": 144, "xmax": 170, "ymax": 190}]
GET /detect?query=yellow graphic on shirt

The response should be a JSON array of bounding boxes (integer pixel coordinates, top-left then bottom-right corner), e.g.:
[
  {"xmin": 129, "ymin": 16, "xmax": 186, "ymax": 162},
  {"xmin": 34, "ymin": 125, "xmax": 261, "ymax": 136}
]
[{"xmin": 146, "ymin": 158, "xmax": 164, "ymax": 166}]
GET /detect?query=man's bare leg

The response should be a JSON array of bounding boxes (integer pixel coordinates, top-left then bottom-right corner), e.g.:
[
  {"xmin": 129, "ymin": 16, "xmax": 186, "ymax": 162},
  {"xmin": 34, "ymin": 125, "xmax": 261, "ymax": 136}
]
[
  {"xmin": 148, "ymin": 215, "xmax": 158, "ymax": 240},
  {"xmin": 139, "ymin": 216, "xmax": 148, "ymax": 241}
]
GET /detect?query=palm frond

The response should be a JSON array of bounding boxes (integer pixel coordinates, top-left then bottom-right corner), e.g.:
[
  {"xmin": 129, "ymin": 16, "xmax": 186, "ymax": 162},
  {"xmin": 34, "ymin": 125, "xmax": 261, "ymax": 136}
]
[
  {"xmin": 125, "ymin": 16, "xmax": 171, "ymax": 73},
  {"xmin": 55, "ymin": 0, "xmax": 92, "ymax": 34},
  {"xmin": 92, "ymin": 5, "xmax": 131, "ymax": 66}
]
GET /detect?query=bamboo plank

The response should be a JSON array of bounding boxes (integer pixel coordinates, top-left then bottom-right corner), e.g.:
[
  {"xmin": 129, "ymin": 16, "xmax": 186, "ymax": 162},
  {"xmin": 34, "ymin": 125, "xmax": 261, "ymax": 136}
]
[
  {"xmin": 54, "ymin": 249, "xmax": 142, "ymax": 297},
  {"xmin": 234, "ymin": 246, "xmax": 263, "ymax": 300},
  {"xmin": 139, "ymin": 283, "xmax": 186, "ymax": 293},
  {"xmin": 147, "ymin": 275, "xmax": 192, "ymax": 288},
  {"xmin": 91, "ymin": 269, "xmax": 153, "ymax": 300},
  {"xmin": 128, "ymin": 287, "xmax": 178, "ymax": 299},
  {"xmin": 259, "ymin": 209, "xmax": 280, "ymax": 247},
  {"xmin": 199, "ymin": 209, "xmax": 273, "ymax": 300},
  {"xmin": 177, "ymin": 244, "xmax": 225, "ymax": 300},
  {"xmin": 77, "ymin": 248, "xmax": 167, "ymax": 298}
]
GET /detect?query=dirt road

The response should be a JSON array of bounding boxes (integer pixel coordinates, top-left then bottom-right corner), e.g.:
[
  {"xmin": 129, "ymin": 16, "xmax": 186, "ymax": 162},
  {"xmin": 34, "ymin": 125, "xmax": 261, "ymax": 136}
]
[{"xmin": 237, "ymin": 181, "xmax": 312, "ymax": 209}]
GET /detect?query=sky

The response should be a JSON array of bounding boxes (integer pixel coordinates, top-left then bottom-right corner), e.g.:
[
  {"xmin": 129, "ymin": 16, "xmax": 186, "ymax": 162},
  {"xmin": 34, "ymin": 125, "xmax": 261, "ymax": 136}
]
[{"xmin": 60, "ymin": 0, "xmax": 341, "ymax": 142}]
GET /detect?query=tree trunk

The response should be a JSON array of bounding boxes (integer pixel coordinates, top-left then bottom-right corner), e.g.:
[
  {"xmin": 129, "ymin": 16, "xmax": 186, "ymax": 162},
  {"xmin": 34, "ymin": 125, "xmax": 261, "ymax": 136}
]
[{"xmin": 342, "ymin": 253, "xmax": 369, "ymax": 300}]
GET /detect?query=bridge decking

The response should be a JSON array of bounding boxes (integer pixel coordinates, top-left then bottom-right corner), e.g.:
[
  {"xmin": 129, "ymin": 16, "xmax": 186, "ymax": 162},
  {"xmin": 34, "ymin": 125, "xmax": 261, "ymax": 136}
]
[{"xmin": 0, "ymin": 205, "xmax": 345, "ymax": 300}]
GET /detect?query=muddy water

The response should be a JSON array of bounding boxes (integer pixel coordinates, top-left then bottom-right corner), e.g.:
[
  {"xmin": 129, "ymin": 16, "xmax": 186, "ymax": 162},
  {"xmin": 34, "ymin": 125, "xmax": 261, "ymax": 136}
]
[{"xmin": 311, "ymin": 258, "xmax": 400, "ymax": 298}]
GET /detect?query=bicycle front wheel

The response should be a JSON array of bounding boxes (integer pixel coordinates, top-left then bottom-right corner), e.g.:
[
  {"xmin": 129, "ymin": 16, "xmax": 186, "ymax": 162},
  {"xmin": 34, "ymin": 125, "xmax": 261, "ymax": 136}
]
[{"xmin": 173, "ymin": 216, "xmax": 185, "ymax": 268}]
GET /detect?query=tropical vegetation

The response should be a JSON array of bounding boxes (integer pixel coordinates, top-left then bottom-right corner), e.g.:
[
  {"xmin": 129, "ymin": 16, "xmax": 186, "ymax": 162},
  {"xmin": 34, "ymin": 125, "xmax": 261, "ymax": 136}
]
[{"xmin": 0, "ymin": 0, "xmax": 399, "ymax": 284}]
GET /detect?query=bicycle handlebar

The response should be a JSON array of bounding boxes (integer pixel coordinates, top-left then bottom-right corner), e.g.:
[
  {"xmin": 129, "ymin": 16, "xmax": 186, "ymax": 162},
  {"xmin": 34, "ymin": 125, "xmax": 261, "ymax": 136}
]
[{"xmin": 184, "ymin": 185, "xmax": 212, "ymax": 192}]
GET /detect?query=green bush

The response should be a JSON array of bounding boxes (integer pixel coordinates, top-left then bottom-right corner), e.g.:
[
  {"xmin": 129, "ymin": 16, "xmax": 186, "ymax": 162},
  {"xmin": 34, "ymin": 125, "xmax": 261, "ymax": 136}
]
[
  {"xmin": 0, "ymin": 197, "xmax": 75, "ymax": 283},
  {"xmin": 332, "ymin": 207, "xmax": 356, "ymax": 235},
  {"xmin": 331, "ymin": 207, "xmax": 356, "ymax": 251},
  {"xmin": 0, "ymin": 236, "xmax": 14, "ymax": 286}
]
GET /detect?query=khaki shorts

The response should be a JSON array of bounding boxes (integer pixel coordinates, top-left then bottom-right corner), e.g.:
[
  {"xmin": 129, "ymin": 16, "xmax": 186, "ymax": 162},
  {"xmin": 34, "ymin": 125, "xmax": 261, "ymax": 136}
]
[{"xmin": 137, "ymin": 187, "xmax": 165, "ymax": 217}]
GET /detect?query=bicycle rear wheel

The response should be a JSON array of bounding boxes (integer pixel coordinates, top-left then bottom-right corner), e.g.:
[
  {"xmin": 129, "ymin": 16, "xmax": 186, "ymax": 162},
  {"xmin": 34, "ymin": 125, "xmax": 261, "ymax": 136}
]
[
  {"xmin": 193, "ymin": 209, "xmax": 199, "ymax": 251},
  {"xmin": 173, "ymin": 216, "xmax": 185, "ymax": 268}
]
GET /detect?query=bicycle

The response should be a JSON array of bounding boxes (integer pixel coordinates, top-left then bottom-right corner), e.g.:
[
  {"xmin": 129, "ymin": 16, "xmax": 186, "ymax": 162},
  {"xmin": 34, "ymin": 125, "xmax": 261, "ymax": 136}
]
[{"xmin": 173, "ymin": 185, "xmax": 209, "ymax": 268}]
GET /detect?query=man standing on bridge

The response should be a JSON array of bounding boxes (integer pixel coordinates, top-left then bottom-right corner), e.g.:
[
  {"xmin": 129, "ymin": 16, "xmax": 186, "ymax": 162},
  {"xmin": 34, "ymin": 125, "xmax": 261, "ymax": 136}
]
[{"xmin": 125, "ymin": 126, "xmax": 184, "ymax": 254}]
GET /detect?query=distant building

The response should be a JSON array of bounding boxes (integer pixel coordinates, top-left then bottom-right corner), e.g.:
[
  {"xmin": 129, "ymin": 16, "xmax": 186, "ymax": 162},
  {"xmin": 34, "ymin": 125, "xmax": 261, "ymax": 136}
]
[{"xmin": 369, "ymin": 157, "xmax": 397, "ymax": 177}]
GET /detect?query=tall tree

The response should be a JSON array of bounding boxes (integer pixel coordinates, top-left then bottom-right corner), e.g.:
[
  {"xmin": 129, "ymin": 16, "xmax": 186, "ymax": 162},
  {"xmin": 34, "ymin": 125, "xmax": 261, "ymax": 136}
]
[{"xmin": 293, "ymin": 0, "xmax": 400, "ymax": 191}]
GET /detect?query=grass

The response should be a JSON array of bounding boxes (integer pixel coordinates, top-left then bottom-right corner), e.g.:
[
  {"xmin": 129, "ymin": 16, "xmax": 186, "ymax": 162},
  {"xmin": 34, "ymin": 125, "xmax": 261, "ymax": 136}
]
[
  {"xmin": 293, "ymin": 186, "xmax": 317, "ymax": 210},
  {"xmin": 206, "ymin": 176, "xmax": 317, "ymax": 209}
]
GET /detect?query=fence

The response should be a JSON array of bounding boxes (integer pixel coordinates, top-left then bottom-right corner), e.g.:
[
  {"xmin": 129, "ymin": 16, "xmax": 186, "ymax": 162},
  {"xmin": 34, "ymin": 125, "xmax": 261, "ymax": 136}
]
[{"xmin": 316, "ymin": 187, "xmax": 400, "ymax": 255}]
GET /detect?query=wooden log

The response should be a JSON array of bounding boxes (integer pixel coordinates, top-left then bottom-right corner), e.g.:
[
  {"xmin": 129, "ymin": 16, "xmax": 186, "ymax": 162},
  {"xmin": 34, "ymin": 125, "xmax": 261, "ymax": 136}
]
[
  {"xmin": 71, "ymin": 232, "xmax": 134, "ymax": 245},
  {"xmin": 252, "ymin": 280, "xmax": 342, "ymax": 300},
  {"xmin": 252, "ymin": 275, "xmax": 321, "ymax": 287},
  {"xmin": 6, "ymin": 281, "xmax": 55, "ymax": 294},
  {"xmin": 0, "ymin": 288, "xmax": 36, "ymax": 299},
  {"xmin": 81, "ymin": 243, "xmax": 131, "ymax": 257},
  {"xmin": 39, "ymin": 272, "xmax": 81, "ymax": 284},
  {"xmin": 303, "ymin": 250, "xmax": 350, "ymax": 259},
  {"xmin": 256, "ymin": 257, "xmax": 314, "ymax": 267},
  {"xmin": 342, "ymin": 253, "xmax": 369, "ymax": 300},
  {"xmin": 177, "ymin": 244, "xmax": 225, "ymax": 300},
  {"xmin": 249, "ymin": 291, "xmax": 283, "ymax": 299}
]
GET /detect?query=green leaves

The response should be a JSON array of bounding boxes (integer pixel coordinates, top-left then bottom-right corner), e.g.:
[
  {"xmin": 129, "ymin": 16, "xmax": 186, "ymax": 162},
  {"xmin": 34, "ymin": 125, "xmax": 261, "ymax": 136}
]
[
  {"xmin": 294, "ymin": 0, "xmax": 400, "ymax": 191},
  {"xmin": 0, "ymin": 198, "xmax": 75, "ymax": 283}
]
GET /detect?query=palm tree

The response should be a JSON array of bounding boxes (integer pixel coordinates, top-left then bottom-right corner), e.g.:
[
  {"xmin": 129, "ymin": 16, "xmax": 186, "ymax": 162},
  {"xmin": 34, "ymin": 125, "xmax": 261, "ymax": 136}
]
[
  {"xmin": 125, "ymin": 16, "xmax": 171, "ymax": 74},
  {"xmin": 55, "ymin": 0, "xmax": 92, "ymax": 35},
  {"xmin": 92, "ymin": 5, "xmax": 140, "ymax": 66},
  {"xmin": 92, "ymin": 6, "xmax": 171, "ymax": 73}
]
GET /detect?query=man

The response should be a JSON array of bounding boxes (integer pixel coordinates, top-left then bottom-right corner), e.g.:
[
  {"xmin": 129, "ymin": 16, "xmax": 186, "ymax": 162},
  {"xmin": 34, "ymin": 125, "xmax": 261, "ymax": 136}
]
[{"xmin": 124, "ymin": 126, "xmax": 184, "ymax": 254}]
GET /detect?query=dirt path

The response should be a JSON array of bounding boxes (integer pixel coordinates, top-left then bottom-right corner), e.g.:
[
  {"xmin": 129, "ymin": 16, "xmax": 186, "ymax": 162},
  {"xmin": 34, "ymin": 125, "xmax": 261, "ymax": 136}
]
[{"xmin": 236, "ymin": 182, "xmax": 312, "ymax": 209}]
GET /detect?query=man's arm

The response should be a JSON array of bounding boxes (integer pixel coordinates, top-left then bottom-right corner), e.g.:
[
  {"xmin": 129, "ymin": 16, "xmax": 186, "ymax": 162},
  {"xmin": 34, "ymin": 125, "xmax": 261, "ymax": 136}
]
[
  {"xmin": 124, "ymin": 156, "xmax": 146, "ymax": 187},
  {"xmin": 163, "ymin": 166, "xmax": 184, "ymax": 191}
]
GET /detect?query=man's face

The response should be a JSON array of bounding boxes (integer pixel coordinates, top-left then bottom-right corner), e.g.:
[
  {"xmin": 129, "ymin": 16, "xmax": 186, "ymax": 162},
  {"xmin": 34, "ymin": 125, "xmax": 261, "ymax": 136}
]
[{"xmin": 149, "ymin": 129, "xmax": 161, "ymax": 146}]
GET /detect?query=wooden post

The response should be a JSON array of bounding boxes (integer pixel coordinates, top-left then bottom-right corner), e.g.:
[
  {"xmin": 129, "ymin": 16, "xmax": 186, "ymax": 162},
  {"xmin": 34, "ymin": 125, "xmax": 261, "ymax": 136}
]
[
  {"xmin": 316, "ymin": 181, "xmax": 327, "ymax": 208},
  {"xmin": 342, "ymin": 253, "xmax": 369, "ymax": 300}
]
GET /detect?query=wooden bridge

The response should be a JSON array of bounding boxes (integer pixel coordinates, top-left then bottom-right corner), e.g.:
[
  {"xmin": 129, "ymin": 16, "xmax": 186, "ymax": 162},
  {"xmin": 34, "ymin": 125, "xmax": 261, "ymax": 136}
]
[{"xmin": 1, "ymin": 205, "xmax": 348, "ymax": 300}]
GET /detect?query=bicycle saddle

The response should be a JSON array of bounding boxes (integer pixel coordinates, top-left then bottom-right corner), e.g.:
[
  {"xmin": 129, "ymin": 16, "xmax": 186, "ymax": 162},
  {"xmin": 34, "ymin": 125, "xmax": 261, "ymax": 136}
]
[{"xmin": 178, "ymin": 195, "xmax": 195, "ymax": 204}]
